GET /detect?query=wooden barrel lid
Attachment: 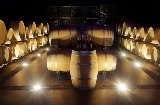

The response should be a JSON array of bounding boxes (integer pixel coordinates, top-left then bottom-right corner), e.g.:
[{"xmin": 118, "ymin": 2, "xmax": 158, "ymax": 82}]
[
  {"xmin": 32, "ymin": 22, "xmax": 37, "ymax": 35},
  {"xmin": 0, "ymin": 20, "xmax": 7, "ymax": 44},
  {"xmin": 33, "ymin": 27, "xmax": 39, "ymax": 37},
  {"xmin": 13, "ymin": 31, "xmax": 21, "ymax": 42},
  {"xmin": 4, "ymin": 46, "xmax": 12, "ymax": 63},
  {"xmin": 38, "ymin": 23, "xmax": 43, "ymax": 35},
  {"xmin": 26, "ymin": 27, "xmax": 30, "ymax": 39},
  {"xmin": 19, "ymin": 21, "xmax": 26, "ymax": 40},
  {"xmin": 7, "ymin": 28, "xmax": 14, "ymax": 41}
]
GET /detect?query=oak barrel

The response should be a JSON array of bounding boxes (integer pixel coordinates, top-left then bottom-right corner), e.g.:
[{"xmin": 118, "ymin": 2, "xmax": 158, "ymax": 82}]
[
  {"xmin": 96, "ymin": 49, "xmax": 117, "ymax": 71},
  {"xmin": 47, "ymin": 49, "xmax": 71, "ymax": 72},
  {"xmin": 70, "ymin": 50, "xmax": 98, "ymax": 89}
]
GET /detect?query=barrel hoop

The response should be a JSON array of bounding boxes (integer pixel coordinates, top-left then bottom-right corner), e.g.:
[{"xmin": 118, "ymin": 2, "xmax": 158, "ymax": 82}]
[
  {"xmin": 71, "ymin": 62, "xmax": 97, "ymax": 65},
  {"xmin": 71, "ymin": 76, "xmax": 97, "ymax": 80}
]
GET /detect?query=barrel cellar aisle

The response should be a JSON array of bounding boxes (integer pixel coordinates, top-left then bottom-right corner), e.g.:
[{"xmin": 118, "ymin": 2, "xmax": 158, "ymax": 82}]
[{"xmin": 1, "ymin": 3, "xmax": 160, "ymax": 105}]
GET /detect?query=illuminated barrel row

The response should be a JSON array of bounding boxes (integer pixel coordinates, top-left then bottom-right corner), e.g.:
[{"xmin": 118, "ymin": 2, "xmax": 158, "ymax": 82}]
[
  {"xmin": 0, "ymin": 20, "xmax": 49, "ymax": 45},
  {"xmin": 86, "ymin": 25, "xmax": 114, "ymax": 46},
  {"xmin": 118, "ymin": 22, "xmax": 160, "ymax": 44},
  {"xmin": 47, "ymin": 49, "xmax": 117, "ymax": 89},
  {"xmin": 0, "ymin": 36, "xmax": 48, "ymax": 66},
  {"xmin": 47, "ymin": 49, "xmax": 117, "ymax": 72},
  {"xmin": 49, "ymin": 26, "xmax": 78, "ymax": 47},
  {"xmin": 0, "ymin": 46, "xmax": 12, "ymax": 65},
  {"xmin": 119, "ymin": 37, "xmax": 160, "ymax": 64}
]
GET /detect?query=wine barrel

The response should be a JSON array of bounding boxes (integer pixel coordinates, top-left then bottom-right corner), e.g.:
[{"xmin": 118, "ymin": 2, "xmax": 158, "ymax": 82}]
[
  {"xmin": 5, "ymin": 28, "xmax": 14, "ymax": 43},
  {"xmin": 139, "ymin": 43, "xmax": 148, "ymax": 58},
  {"xmin": 49, "ymin": 27, "xmax": 59, "ymax": 46},
  {"xmin": 37, "ymin": 36, "xmax": 48, "ymax": 47},
  {"xmin": 38, "ymin": 23, "xmax": 43, "ymax": 36},
  {"xmin": 154, "ymin": 28, "xmax": 160, "ymax": 44},
  {"xmin": 96, "ymin": 49, "xmax": 117, "ymax": 71},
  {"xmin": 0, "ymin": 46, "xmax": 12, "ymax": 65},
  {"xmin": 26, "ymin": 27, "xmax": 34, "ymax": 39},
  {"xmin": 87, "ymin": 25, "xmax": 104, "ymax": 46},
  {"xmin": 135, "ymin": 27, "xmax": 145, "ymax": 41},
  {"xmin": 7, "ymin": 44, "xmax": 20, "ymax": 60},
  {"xmin": 87, "ymin": 25, "xmax": 114, "ymax": 46},
  {"xmin": 12, "ymin": 31, "xmax": 21, "ymax": 42},
  {"xmin": 19, "ymin": 21, "xmax": 26, "ymax": 41},
  {"xmin": 32, "ymin": 22, "xmax": 37, "ymax": 37},
  {"xmin": 104, "ymin": 29, "xmax": 114, "ymax": 46},
  {"xmin": 124, "ymin": 27, "xmax": 132, "ymax": 37},
  {"xmin": 29, "ymin": 38, "xmax": 37, "ymax": 51},
  {"xmin": 123, "ymin": 38, "xmax": 131, "ymax": 50},
  {"xmin": 70, "ymin": 50, "xmax": 98, "ymax": 89},
  {"xmin": 143, "ymin": 27, "xmax": 154, "ymax": 43},
  {"xmin": 47, "ymin": 49, "xmax": 71, "ymax": 71},
  {"xmin": 130, "ymin": 39, "xmax": 136, "ymax": 52},
  {"xmin": 0, "ymin": 20, "xmax": 7, "ymax": 45},
  {"xmin": 16, "ymin": 42, "xmax": 28, "ymax": 57},
  {"xmin": 145, "ymin": 43, "xmax": 154, "ymax": 60},
  {"xmin": 42, "ymin": 26, "xmax": 48, "ymax": 35},
  {"xmin": 122, "ymin": 22, "xmax": 126, "ymax": 36},
  {"xmin": 131, "ymin": 27, "xmax": 137, "ymax": 39},
  {"xmin": 152, "ymin": 46, "xmax": 160, "ymax": 64}
]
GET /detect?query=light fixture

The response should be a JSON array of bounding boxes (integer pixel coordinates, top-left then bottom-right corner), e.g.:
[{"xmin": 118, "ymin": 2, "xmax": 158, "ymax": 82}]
[
  {"xmin": 23, "ymin": 62, "xmax": 28, "ymax": 67},
  {"xmin": 121, "ymin": 53, "xmax": 126, "ymax": 57},
  {"xmin": 45, "ymin": 48, "xmax": 49, "ymax": 51},
  {"xmin": 117, "ymin": 83, "xmax": 128, "ymax": 91},
  {"xmin": 134, "ymin": 62, "xmax": 141, "ymax": 67},
  {"xmin": 33, "ymin": 84, "xmax": 42, "ymax": 91},
  {"xmin": 37, "ymin": 53, "xmax": 41, "ymax": 57}
]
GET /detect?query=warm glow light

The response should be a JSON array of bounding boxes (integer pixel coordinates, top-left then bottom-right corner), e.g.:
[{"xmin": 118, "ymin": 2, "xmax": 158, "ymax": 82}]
[
  {"xmin": 134, "ymin": 62, "xmax": 141, "ymax": 67},
  {"xmin": 46, "ymin": 48, "xmax": 49, "ymax": 51},
  {"xmin": 23, "ymin": 63, "xmax": 28, "ymax": 67},
  {"xmin": 37, "ymin": 53, "xmax": 41, "ymax": 57},
  {"xmin": 117, "ymin": 83, "xmax": 128, "ymax": 91},
  {"xmin": 33, "ymin": 84, "xmax": 41, "ymax": 91},
  {"xmin": 121, "ymin": 53, "xmax": 126, "ymax": 57}
]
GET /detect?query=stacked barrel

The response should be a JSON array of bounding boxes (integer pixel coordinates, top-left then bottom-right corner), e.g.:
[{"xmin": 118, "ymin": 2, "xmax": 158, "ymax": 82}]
[
  {"xmin": 47, "ymin": 48, "xmax": 117, "ymax": 89},
  {"xmin": 118, "ymin": 22, "xmax": 160, "ymax": 64},
  {"xmin": 49, "ymin": 26, "xmax": 78, "ymax": 48},
  {"xmin": 0, "ymin": 20, "xmax": 49, "ymax": 67},
  {"xmin": 85, "ymin": 25, "xmax": 114, "ymax": 47},
  {"xmin": 48, "ymin": 25, "xmax": 117, "ymax": 89}
]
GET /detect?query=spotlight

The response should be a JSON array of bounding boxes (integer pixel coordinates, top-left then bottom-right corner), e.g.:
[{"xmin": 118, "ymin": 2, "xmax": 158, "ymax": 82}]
[
  {"xmin": 33, "ymin": 84, "xmax": 41, "ymax": 91},
  {"xmin": 117, "ymin": 83, "xmax": 128, "ymax": 91},
  {"xmin": 37, "ymin": 53, "xmax": 41, "ymax": 57},
  {"xmin": 23, "ymin": 63, "xmax": 28, "ymax": 67},
  {"xmin": 134, "ymin": 62, "xmax": 141, "ymax": 67},
  {"xmin": 46, "ymin": 48, "xmax": 49, "ymax": 51},
  {"xmin": 121, "ymin": 53, "xmax": 126, "ymax": 57}
]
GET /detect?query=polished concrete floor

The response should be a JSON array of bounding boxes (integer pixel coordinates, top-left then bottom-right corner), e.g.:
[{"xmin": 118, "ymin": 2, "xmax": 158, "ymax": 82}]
[{"xmin": 0, "ymin": 45, "xmax": 160, "ymax": 105}]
